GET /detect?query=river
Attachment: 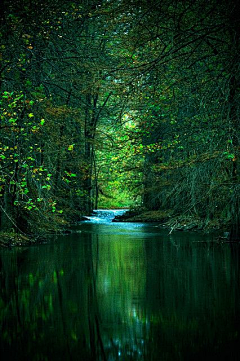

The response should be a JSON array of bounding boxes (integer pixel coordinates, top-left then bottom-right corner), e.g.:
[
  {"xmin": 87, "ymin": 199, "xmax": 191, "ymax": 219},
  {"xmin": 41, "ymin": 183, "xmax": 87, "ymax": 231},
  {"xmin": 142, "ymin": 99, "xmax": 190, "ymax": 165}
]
[{"xmin": 1, "ymin": 209, "xmax": 240, "ymax": 361}]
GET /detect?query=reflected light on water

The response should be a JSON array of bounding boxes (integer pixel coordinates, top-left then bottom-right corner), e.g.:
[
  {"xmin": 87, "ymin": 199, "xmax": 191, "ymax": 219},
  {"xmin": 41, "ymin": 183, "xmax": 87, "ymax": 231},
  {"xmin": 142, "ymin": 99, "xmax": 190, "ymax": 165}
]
[{"xmin": 1, "ymin": 210, "xmax": 240, "ymax": 360}]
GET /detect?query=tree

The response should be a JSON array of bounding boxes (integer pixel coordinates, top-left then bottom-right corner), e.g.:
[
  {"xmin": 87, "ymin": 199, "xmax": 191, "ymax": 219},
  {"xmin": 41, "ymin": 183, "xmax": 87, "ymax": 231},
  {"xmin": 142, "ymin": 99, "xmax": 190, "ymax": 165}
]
[
  {"xmin": 0, "ymin": 0, "xmax": 239, "ymax": 239},
  {"xmin": 0, "ymin": 0, "xmax": 117, "ymax": 232},
  {"xmin": 101, "ymin": 0, "xmax": 239, "ymax": 237}
]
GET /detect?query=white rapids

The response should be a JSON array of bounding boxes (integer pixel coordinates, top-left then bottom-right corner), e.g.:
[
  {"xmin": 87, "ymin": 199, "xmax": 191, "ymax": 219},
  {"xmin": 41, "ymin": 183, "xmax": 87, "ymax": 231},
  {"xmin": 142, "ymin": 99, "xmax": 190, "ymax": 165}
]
[{"xmin": 83, "ymin": 209, "xmax": 127, "ymax": 223}]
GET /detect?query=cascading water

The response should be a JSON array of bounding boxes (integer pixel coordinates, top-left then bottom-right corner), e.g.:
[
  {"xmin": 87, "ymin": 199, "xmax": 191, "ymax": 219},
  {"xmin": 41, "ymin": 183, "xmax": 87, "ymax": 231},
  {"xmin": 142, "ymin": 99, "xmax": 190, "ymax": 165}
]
[{"xmin": 84, "ymin": 209, "xmax": 127, "ymax": 223}]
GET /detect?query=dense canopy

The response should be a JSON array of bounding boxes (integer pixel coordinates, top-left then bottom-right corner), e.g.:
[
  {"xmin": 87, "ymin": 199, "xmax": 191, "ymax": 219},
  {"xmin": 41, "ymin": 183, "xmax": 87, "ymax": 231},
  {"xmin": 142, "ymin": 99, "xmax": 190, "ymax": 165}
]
[{"xmin": 0, "ymin": 0, "xmax": 239, "ymax": 240}]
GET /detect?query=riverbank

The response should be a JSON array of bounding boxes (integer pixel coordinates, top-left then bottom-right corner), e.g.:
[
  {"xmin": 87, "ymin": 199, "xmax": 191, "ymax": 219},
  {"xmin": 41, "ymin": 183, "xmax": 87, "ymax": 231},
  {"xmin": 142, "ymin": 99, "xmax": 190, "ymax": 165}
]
[
  {"xmin": 0, "ymin": 232, "xmax": 41, "ymax": 248},
  {"xmin": 113, "ymin": 209, "xmax": 229, "ymax": 234},
  {"xmin": 0, "ymin": 213, "xmax": 89, "ymax": 248},
  {"xmin": 0, "ymin": 209, "xmax": 230, "ymax": 248}
]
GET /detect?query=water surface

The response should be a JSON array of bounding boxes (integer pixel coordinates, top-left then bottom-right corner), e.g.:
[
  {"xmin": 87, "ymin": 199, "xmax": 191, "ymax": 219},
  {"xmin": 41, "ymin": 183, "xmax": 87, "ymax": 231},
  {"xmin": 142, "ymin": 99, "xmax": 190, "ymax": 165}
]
[{"xmin": 1, "ymin": 210, "xmax": 240, "ymax": 360}]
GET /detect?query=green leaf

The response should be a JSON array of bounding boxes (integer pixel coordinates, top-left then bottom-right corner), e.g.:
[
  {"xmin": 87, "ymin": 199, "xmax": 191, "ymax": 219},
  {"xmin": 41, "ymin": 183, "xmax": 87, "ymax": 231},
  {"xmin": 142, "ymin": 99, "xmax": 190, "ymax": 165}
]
[
  {"xmin": 42, "ymin": 185, "xmax": 51, "ymax": 190},
  {"xmin": 68, "ymin": 144, "xmax": 74, "ymax": 151},
  {"xmin": 9, "ymin": 118, "xmax": 17, "ymax": 123}
]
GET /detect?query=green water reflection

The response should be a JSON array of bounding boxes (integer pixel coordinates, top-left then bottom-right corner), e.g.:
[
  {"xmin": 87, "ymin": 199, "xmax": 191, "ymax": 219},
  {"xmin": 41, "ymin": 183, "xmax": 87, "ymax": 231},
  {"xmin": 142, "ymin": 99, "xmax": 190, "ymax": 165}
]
[{"xmin": 1, "ymin": 223, "xmax": 240, "ymax": 360}]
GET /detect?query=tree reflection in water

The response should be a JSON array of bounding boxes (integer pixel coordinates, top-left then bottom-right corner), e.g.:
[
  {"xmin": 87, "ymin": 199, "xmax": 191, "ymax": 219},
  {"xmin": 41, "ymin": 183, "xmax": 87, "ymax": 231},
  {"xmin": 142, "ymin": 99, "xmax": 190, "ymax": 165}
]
[{"xmin": 1, "ymin": 224, "xmax": 240, "ymax": 360}]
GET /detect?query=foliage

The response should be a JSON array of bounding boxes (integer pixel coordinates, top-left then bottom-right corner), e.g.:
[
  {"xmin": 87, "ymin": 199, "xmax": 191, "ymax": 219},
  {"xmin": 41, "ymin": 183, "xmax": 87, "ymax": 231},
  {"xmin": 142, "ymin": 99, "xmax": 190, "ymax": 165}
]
[{"xmin": 0, "ymin": 0, "xmax": 239, "ymax": 239}]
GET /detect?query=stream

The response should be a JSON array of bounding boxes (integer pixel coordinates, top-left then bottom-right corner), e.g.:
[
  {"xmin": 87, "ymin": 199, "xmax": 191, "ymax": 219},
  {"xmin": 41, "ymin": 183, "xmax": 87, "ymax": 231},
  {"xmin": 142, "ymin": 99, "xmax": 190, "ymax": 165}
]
[{"xmin": 1, "ymin": 209, "xmax": 240, "ymax": 360}]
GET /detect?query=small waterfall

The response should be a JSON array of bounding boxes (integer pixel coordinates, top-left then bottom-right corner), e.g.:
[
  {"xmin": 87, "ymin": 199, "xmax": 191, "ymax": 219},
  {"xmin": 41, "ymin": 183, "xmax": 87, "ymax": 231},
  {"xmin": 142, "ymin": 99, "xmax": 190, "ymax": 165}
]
[{"xmin": 84, "ymin": 209, "xmax": 127, "ymax": 223}]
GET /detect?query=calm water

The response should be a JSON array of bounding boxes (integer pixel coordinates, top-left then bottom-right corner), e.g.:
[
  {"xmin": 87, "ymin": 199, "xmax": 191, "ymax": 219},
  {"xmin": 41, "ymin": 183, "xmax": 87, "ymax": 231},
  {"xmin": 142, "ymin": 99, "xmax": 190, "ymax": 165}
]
[{"xmin": 1, "ymin": 210, "xmax": 240, "ymax": 361}]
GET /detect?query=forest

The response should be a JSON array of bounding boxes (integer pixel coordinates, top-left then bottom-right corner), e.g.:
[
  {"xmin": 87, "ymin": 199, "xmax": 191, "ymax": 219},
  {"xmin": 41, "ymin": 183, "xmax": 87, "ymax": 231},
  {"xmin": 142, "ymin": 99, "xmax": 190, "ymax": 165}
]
[{"xmin": 0, "ymin": 0, "xmax": 239, "ymax": 241}]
